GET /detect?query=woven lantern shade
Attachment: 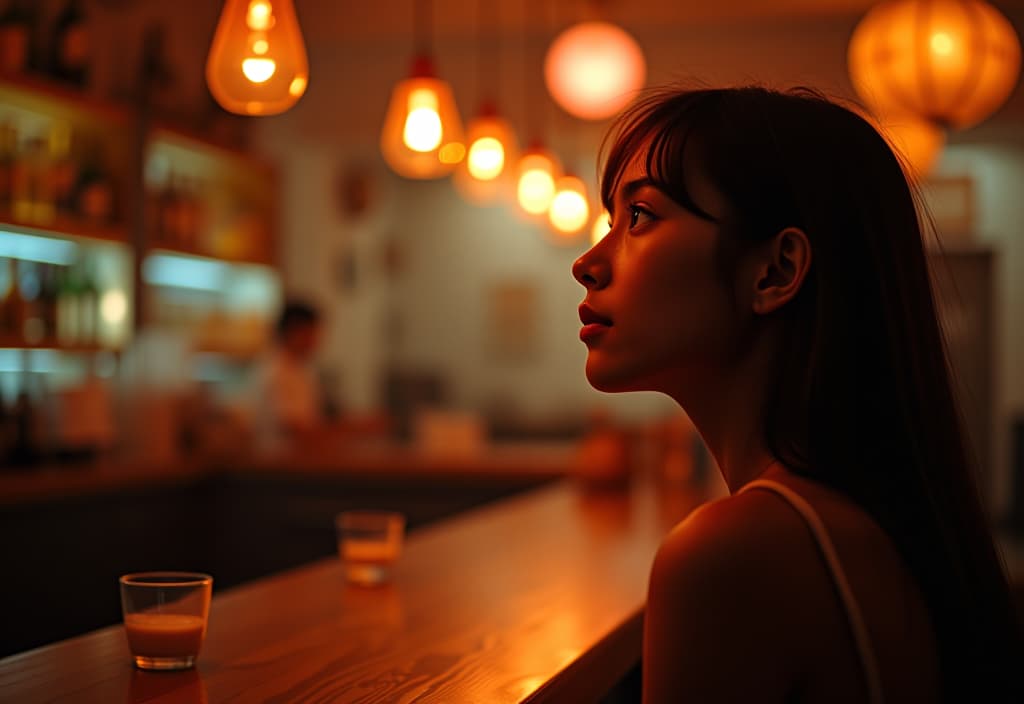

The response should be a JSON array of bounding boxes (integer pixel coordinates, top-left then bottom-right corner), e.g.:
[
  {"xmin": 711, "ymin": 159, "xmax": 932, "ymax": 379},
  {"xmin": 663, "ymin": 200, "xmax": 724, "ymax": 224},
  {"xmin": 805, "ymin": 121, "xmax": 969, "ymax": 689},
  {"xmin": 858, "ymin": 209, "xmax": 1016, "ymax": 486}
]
[{"xmin": 849, "ymin": 0, "xmax": 1021, "ymax": 130}]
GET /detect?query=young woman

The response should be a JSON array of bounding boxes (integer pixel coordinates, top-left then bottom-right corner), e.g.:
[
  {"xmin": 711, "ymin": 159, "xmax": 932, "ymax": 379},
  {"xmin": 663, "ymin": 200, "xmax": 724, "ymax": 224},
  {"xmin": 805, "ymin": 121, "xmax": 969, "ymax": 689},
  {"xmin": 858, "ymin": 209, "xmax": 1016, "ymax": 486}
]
[{"xmin": 572, "ymin": 87, "xmax": 1021, "ymax": 703}]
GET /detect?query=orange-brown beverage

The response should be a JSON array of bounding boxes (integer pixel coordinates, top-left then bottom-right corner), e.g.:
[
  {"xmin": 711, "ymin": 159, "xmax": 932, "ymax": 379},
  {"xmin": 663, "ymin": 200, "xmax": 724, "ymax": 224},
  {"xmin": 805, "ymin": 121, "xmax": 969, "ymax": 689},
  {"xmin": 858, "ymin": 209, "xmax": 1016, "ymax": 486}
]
[
  {"xmin": 124, "ymin": 613, "xmax": 206, "ymax": 658},
  {"xmin": 119, "ymin": 572, "xmax": 212, "ymax": 670}
]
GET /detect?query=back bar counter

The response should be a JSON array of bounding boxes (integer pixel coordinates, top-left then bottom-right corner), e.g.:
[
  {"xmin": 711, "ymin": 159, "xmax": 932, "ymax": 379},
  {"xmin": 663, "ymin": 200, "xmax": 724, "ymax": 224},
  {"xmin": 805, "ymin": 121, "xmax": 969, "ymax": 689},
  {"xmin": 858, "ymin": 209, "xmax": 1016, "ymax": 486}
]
[{"xmin": 0, "ymin": 467, "xmax": 719, "ymax": 703}]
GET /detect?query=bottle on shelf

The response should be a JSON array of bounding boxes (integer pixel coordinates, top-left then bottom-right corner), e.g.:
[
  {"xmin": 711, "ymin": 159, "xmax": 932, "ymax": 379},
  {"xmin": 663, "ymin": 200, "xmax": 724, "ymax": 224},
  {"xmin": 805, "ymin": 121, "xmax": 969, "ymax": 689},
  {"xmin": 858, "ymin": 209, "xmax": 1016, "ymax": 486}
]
[
  {"xmin": 56, "ymin": 262, "xmax": 80, "ymax": 345},
  {"xmin": 0, "ymin": 256, "xmax": 20, "ymax": 339},
  {"xmin": 0, "ymin": 0, "xmax": 35, "ymax": 75},
  {"xmin": 77, "ymin": 258, "xmax": 97, "ymax": 345},
  {"xmin": 49, "ymin": 0, "xmax": 90, "ymax": 88},
  {"xmin": 0, "ymin": 119, "xmax": 18, "ymax": 211},
  {"xmin": 47, "ymin": 120, "xmax": 78, "ymax": 217},
  {"xmin": 39, "ymin": 262, "xmax": 59, "ymax": 340},
  {"xmin": 17, "ymin": 259, "xmax": 44, "ymax": 344},
  {"xmin": 11, "ymin": 132, "xmax": 57, "ymax": 225},
  {"xmin": 75, "ymin": 144, "xmax": 113, "ymax": 225}
]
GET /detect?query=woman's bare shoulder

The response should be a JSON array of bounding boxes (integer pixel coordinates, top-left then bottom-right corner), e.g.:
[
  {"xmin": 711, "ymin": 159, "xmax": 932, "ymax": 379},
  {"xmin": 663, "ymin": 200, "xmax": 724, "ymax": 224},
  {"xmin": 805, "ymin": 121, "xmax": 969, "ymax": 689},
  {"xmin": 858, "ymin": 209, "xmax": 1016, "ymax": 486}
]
[{"xmin": 644, "ymin": 491, "xmax": 820, "ymax": 701}]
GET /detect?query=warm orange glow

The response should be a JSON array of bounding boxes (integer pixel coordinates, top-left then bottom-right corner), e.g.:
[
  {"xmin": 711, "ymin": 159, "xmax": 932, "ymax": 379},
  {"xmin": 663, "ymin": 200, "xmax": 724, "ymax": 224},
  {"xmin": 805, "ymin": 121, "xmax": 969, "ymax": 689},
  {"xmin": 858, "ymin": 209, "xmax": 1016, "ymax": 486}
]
[
  {"xmin": 381, "ymin": 67, "xmax": 465, "ymax": 179},
  {"xmin": 591, "ymin": 210, "xmax": 611, "ymax": 245},
  {"xmin": 207, "ymin": 0, "xmax": 309, "ymax": 116},
  {"xmin": 875, "ymin": 112, "xmax": 947, "ymax": 177},
  {"xmin": 516, "ymin": 149, "xmax": 560, "ymax": 217},
  {"xmin": 544, "ymin": 22, "xmax": 646, "ymax": 120},
  {"xmin": 849, "ymin": 0, "xmax": 1021, "ymax": 129},
  {"xmin": 454, "ymin": 109, "xmax": 520, "ymax": 204},
  {"xmin": 549, "ymin": 176, "xmax": 590, "ymax": 237}
]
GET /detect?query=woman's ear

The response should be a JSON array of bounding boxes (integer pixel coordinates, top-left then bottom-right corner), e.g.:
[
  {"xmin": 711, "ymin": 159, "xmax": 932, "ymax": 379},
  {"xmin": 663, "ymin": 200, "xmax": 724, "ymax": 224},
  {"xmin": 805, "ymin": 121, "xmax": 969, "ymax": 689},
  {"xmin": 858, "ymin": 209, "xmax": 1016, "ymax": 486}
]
[{"xmin": 751, "ymin": 227, "xmax": 812, "ymax": 315}]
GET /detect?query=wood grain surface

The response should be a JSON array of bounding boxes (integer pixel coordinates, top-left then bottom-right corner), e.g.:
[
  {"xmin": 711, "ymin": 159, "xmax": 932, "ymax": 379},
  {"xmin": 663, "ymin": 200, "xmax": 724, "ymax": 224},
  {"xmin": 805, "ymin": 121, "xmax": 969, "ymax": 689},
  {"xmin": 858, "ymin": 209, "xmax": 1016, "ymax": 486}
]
[{"xmin": 0, "ymin": 478, "xmax": 721, "ymax": 703}]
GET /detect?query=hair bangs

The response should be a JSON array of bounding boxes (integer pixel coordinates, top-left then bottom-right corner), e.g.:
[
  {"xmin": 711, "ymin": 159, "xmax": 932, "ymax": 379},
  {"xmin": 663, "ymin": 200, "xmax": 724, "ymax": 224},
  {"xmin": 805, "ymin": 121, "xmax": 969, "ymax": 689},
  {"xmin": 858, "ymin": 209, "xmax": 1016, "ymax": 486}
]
[{"xmin": 599, "ymin": 89, "xmax": 721, "ymax": 222}]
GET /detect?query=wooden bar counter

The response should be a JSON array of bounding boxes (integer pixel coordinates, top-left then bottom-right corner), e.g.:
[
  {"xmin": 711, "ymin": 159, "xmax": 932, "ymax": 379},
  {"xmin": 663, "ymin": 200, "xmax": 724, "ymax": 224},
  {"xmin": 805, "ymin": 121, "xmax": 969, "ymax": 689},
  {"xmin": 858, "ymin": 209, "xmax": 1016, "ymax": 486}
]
[{"xmin": 0, "ymin": 477, "xmax": 722, "ymax": 703}]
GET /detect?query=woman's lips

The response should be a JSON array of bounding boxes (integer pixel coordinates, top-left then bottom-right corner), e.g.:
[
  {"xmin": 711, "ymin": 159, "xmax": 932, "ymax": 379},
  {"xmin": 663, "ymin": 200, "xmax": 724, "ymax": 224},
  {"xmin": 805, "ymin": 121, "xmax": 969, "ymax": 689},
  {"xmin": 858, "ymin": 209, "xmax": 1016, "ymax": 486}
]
[{"xmin": 579, "ymin": 304, "xmax": 612, "ymax": 342}]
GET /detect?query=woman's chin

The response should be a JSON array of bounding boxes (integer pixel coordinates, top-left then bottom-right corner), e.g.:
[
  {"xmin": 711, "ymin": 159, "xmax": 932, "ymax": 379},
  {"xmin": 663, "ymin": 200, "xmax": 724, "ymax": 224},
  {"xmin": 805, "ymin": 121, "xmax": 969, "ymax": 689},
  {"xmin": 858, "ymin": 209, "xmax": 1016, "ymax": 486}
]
[{"xmin": 585, "ymin": 362, "xmax": 645, "ymax": 394}]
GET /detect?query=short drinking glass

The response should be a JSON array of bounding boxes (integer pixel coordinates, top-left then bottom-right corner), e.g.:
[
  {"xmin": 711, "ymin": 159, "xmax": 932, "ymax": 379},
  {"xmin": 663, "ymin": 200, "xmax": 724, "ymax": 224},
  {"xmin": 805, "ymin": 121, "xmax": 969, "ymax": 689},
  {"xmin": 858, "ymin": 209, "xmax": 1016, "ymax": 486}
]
[
  {"xmin": 336, "ymin": 511, "xmax": 405, "ymax": 586},
  {"xmin": 119, "ymin": 572, "xmax": 213, "ymax": 670}
]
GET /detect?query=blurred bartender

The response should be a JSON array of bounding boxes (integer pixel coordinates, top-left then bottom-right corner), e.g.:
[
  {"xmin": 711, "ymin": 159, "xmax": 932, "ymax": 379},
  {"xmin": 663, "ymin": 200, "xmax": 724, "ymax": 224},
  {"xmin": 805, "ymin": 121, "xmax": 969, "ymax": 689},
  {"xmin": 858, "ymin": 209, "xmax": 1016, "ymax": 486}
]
[
  {"xmin": 246, "ymin": 300, "xmax": 390, "ymax": 453},
  {"xmin": 247, "ymin": 300, "xmax": 327, "ymax": 452}
]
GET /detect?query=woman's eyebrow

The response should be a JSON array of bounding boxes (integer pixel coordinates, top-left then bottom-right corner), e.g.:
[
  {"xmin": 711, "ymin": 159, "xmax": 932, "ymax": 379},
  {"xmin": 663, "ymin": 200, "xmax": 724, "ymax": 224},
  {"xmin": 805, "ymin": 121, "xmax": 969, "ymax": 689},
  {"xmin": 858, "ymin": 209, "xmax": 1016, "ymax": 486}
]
[{"xmin": 620, "ymin": 177, "xmax": 661, "ymax": 200}]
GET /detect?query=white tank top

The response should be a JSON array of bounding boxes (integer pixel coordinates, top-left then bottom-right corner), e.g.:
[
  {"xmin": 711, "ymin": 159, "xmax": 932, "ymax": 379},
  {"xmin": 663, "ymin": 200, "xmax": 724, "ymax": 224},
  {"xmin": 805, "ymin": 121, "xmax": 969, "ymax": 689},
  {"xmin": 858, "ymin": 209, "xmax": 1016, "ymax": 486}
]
[{"xmin": 739, "ymin": 479, "xmax": 885, "ymax": 704}]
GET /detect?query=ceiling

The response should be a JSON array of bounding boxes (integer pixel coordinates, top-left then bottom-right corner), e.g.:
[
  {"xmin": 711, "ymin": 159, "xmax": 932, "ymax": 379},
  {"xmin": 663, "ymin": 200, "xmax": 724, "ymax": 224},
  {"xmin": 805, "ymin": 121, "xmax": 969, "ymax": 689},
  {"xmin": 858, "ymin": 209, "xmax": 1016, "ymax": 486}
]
[{"xmin": 296, "ymin": 0, "xmax": 1024, "ymax": 42}]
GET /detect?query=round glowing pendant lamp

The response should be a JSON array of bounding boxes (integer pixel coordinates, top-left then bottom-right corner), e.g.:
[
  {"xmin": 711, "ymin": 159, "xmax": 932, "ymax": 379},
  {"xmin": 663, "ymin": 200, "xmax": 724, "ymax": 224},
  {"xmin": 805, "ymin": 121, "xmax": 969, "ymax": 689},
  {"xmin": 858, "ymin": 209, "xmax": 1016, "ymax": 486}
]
[
  {"xmin": 548, "ymin": 175, "xmax": 590, "ymax": 239},
  {"xmin": 381, "ymin": 55, "xmax": 466, "ymax": 179},
  {"xmin": 544, "ymin": 21, "xmax": 646, "ymax": 120},
  {"xmin": 848, "ymin": 0, "xmax": 1021, "ymax": 130},
  {"xmin": 515, "ymin": 144, "xmax": 561, "ymax": 219},
  {"xmin": 207, "ymin": 0, "xmax": 309, "ymax": 116},
  {"xmin": 454, "ymin": 103, "xmax": 520, "ymax": 204}
]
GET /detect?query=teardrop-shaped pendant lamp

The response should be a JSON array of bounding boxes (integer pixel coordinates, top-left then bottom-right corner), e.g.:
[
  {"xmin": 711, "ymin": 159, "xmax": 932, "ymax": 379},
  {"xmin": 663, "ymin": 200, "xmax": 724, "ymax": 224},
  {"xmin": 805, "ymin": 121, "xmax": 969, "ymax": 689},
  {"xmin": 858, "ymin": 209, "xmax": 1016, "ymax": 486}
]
[{"xmin": 207, "ymin": 0, "xmax": 309, "ymax": 116}]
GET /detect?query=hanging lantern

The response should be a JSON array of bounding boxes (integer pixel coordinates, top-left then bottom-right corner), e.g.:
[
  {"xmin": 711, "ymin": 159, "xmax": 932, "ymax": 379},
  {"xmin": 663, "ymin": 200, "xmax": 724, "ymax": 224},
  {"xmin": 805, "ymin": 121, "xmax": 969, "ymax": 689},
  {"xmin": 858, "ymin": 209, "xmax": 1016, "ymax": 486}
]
[
  {"xmin": 206, "ymin": 0, "xmax": 309, "ymax": 116},
  {"xmin": 454, "ymin": 102, "xmax": 520, "ymax": 204},
  {"xmin": 544, "ymin": 21, "xmax": 646, "ymax": 120},
  {"xmin": 549, "ymin": 175, "xmax": 590, "ymax": 237},
  {"xmin": 515, "ymin": 145, "xmax": 560, "ymax": 218},
  {"xmin": 381, "ymin": 55, "xmax": 466, "ymax": 180},
  {"xmin": 848, "ymin": 0, "xmax": 1021, "ymax": 130}
]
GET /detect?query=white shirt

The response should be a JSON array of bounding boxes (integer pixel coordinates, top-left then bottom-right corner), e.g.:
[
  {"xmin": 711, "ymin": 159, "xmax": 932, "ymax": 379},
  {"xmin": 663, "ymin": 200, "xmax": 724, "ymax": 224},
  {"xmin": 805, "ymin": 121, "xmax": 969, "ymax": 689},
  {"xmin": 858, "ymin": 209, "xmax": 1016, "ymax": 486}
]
[{"xmin": 247, "ymin": 348, "xmax": 320, "ymax": 451}]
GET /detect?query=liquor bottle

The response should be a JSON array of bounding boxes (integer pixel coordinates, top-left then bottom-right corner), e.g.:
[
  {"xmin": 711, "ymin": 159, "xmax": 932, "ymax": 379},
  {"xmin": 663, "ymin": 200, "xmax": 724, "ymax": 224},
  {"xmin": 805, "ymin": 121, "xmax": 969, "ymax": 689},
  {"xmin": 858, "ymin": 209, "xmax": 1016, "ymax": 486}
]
[
  {"xmin": 0, "ymin": 120, "xmax": 17, "ymax": 211},
  {"xmin": 0, "ymin": 257, "xmax": 18, "ymax": 339},
  {"xmin": 0, "ymin": 0, "xmax": 35, "ymax": 75},
  {"xmin": 39, "ymin": 263, "xmax": 58, "ymax": 341},
  {"xmin": 56, "ymin": 263, "xmax": 80, "ymax": 345},
  {"xmin": 77, "ymin": 259, "xmax": 97, "ymax": 345},
  {"xmin": 17, "ymin": 259, "xmax": 43, "ymax": 343},
  {"xmin": 48, "ymin": 121, "xmax": 78, "ymax": 216},
  {"xmin": 49, "ymin": 0, "xmax": 89, "ymax": 88},
  {"xmin": 76, "ymin": 147, "xmax": 113, "ymax": 224}
]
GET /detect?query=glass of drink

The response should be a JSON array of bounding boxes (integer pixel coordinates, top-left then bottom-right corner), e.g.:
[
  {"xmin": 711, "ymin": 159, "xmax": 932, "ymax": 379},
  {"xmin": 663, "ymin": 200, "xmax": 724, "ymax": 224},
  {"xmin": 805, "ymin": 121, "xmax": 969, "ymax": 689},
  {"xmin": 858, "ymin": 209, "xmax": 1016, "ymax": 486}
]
[
  {"xmin": 335, "ymin": 511, "xmax": 405, "ymax": 586},
  {"xmin": 119, "ymin": 572, "xmax": 213, "ymax": 670}
]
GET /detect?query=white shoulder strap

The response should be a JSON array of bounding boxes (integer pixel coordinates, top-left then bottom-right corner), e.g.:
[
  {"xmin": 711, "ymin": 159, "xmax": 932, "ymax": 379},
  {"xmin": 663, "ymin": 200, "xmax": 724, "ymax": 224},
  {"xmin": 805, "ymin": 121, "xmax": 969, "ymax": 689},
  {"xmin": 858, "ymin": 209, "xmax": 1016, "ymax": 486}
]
[{"xmin": 739, "ymin": 479, "xmax": 885, "ymax": 704}]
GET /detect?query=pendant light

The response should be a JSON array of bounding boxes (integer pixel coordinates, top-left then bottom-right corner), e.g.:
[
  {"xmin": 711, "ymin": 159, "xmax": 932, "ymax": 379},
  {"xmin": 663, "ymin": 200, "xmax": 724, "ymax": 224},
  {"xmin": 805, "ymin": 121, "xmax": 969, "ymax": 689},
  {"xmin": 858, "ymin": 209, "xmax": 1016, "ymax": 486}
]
[
  {"xmin": 380, "ymin": 0, "xmax": 465, "ymax": 180},
  {"xmin": 206, "ymin": 0, "xmax": 309, "ymax": 116},
  {"xmin": 454, "ymin": 0, "xmax": 519, "ymax": 204},
  {"xmin": 548, "ymin": 174, "xmax": 590, "ymax": 238},
  {"xmin": 516, "ymin": 144, "xmax": 560, "ymax": 217},
  {"xmin": 848, "ymin": 0, "xmax": 1021, "ymax": 130},
  {"xmin": 544, "ymin": 20, "xmax": 645, "ymax": 120},
  {"xmin": 514, "ymin": 0, "xmax": 561, "ymax": 219}
]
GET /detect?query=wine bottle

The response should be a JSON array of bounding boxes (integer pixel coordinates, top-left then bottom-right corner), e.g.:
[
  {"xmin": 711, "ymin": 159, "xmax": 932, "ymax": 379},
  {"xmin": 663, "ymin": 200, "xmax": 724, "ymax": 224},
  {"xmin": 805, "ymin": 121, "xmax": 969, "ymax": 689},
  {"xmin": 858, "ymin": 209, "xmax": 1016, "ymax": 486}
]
[
  {"xmin": 0, "ymin": 0, "xmax": 35, "ymax": 75},
  {"xmin": 49, "ymin": 0, "xmax": 89, "ymax": 88}
]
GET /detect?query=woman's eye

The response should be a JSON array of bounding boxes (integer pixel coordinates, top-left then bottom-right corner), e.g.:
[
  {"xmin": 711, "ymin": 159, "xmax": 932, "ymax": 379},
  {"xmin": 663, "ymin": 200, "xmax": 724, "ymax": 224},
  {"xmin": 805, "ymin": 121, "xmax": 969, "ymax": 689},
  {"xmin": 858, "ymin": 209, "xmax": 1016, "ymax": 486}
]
[{"xmin": 629, "ymin": 205, "xmax": 654, "ymax": 229}]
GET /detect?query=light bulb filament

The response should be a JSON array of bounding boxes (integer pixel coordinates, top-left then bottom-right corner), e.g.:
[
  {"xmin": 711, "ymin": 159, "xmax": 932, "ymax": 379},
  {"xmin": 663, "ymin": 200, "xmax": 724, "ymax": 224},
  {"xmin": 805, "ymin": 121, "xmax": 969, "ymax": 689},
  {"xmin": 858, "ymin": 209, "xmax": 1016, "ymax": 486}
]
[{"xmin": 242, "ymin": 57, "xmax": 277, "ymax": 83}]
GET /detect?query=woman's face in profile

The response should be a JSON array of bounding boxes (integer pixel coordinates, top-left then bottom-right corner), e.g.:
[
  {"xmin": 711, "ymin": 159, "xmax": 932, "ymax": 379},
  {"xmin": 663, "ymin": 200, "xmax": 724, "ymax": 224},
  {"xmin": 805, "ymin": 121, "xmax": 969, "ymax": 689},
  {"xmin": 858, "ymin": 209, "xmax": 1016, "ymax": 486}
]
[{"xmin": 572, "ymin": 149, "xmax": 746, "ymax": 398}]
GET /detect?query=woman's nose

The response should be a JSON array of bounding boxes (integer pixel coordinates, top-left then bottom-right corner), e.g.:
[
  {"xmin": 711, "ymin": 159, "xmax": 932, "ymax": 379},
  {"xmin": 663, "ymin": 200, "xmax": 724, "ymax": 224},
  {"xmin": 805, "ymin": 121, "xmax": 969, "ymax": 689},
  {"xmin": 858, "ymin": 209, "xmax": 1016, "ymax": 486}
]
[{"xmin": 572, "ymin": 248, "xmax": 611, "ymax": 290}]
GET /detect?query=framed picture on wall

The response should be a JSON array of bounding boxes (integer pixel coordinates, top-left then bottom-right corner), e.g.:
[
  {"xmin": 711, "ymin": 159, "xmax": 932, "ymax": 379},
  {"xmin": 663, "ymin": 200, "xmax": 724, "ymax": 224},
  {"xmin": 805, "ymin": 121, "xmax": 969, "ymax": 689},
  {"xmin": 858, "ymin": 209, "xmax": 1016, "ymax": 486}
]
[
  {"xmin": 921, "ymin": 176, "xmax": 975, "ymax": 250},
  {"xmin": 485, "ymin": 281, "xmax": 539, "ymax": 364}
]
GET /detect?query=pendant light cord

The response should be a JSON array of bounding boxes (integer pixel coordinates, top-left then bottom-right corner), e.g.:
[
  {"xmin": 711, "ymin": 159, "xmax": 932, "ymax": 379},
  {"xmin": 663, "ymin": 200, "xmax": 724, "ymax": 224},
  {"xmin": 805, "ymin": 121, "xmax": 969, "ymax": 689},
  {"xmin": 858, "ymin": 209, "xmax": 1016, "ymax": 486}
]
[{"xmin": 414, "ymin": 0, "xmax": 432, "ymax": 56}]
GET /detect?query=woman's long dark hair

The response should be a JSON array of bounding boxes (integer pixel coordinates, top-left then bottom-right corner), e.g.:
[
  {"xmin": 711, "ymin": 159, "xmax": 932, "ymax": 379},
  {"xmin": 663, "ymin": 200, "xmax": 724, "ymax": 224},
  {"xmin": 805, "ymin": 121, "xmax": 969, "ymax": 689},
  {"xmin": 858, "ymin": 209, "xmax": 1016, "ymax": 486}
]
[{"xmin": 600, "ymin": 86, "xmax": 1021, "ymax": 700}]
